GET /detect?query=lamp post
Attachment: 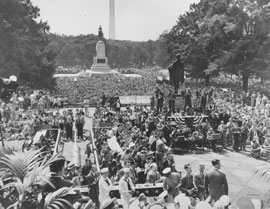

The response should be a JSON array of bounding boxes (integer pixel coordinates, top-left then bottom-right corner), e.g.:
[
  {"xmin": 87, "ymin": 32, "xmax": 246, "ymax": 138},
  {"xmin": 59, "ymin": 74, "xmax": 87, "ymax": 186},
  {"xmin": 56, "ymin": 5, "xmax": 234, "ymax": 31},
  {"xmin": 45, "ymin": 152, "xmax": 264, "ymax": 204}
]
[
  {"xmin": 0, "ymin": 124, "xmax": 4, "ymax": 147},
  {"xmin": 73, "ymin": 77, "xmax": 78, "ymax": 96}
]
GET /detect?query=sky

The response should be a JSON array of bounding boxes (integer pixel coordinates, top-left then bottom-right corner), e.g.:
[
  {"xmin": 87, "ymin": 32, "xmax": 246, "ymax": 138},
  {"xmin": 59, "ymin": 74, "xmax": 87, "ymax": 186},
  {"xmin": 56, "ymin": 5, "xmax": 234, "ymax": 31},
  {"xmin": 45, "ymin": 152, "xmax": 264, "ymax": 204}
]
[{"xmin": 32, "ymin": 0, "xmax": 199, "ymax": 41}]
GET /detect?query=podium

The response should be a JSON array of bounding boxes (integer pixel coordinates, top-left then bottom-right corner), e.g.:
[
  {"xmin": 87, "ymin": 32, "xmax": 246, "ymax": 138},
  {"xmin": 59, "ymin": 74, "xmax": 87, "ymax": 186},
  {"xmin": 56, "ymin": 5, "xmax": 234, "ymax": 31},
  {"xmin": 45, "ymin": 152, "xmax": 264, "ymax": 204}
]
[
  {"xmin": 174, "ymin": 94, "xmax": 185, "ymax": 112},
  {"xmin": 110, "ymin": 183, "xmax": 164, "ymax": 199}
]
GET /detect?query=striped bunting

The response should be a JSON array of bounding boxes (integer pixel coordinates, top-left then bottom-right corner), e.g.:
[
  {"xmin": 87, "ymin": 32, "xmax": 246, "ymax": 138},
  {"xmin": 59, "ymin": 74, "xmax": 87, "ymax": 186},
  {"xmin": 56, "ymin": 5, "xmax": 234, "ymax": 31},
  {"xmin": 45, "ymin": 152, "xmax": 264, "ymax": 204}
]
[{"xmin": 167, "ymin": 115, "xmax": 208, "ymax": 126}]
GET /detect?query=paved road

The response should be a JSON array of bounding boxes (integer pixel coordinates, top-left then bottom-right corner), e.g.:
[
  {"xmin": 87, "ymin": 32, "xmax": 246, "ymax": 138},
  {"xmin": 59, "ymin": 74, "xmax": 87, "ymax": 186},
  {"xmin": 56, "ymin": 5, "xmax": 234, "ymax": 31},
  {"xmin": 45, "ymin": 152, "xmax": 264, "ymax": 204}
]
[{"xmin": 4, "ymin": 108, "xmax": 270, "ymax": 207}]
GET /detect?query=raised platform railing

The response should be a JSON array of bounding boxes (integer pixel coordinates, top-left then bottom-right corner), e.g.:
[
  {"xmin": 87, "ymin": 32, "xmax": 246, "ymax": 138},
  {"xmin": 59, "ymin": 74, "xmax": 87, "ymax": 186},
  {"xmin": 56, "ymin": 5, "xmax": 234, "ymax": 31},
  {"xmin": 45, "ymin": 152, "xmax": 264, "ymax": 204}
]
[{"xmin": 89, "ymin": 123, "xmax": 100, "ymax": 173}]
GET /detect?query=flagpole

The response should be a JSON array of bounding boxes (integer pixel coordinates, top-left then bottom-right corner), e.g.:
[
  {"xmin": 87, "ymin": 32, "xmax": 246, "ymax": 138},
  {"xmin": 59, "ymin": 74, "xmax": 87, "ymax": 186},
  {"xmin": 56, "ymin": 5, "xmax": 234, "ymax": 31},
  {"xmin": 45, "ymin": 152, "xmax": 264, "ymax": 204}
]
[{"xmin": 0, "ymin": 124, "xmax": 4, "ymax": 147}]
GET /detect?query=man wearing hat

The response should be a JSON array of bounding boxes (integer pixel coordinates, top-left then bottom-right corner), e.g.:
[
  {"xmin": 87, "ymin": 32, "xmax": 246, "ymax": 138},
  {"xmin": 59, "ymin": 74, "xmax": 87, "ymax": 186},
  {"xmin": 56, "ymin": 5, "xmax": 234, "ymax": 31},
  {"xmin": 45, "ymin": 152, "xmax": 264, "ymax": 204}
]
[
  {"xmin": 162, "ymin": 167, "xmax": 181, "ymax": 203},
  {"xmin": 99, "ymin": 167, "xmax": 113, "ymax": 209},
  {"xmin": 119, "ymin": 168, "xmax": 135, "ymax": 209},
  {"xmin": 155, "ymin": 82, "xmax": 164, "ymax": 114},
  {"xmin": 65, "ymin": 110, "xmax": 74, "ymax": 141},
  {"xmin": 156, "ymin": 132, "xmax": 168, "ymax": 172},
  {"xmin": 75, "ymin": 110, "xmax": 85, "ymax": 141},
  {"xmin": 42, "ymin": 155, "xmax": 73, "ymax": 194}
]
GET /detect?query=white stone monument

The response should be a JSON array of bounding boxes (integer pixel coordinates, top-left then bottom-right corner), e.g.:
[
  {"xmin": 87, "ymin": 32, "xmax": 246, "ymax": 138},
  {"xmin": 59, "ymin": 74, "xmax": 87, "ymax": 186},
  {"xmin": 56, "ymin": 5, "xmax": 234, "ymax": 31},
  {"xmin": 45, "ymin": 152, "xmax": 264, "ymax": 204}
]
[{"xmin": 90, "ymin": 26, "xmax": 113, "ymax": 74}]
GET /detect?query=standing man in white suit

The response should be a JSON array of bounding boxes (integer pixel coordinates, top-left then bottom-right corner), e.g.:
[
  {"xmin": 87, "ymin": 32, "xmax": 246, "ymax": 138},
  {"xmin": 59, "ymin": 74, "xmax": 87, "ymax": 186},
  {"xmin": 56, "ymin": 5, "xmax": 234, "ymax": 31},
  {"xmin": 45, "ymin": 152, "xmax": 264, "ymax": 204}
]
[
  {"xmin": 98, "ymin": 168, "xmax": 113, "ymax": 209},
  {"xmin": 119, "ymin": 168, "xmax": 135, "ymax": 209}
]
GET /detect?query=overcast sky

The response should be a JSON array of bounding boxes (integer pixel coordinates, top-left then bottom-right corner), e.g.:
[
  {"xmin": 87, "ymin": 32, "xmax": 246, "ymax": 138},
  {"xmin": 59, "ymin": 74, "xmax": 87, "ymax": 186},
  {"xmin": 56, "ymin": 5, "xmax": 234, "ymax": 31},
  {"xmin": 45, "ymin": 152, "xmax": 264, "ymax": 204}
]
[{"xmin": 32, "ymin": 0, "xmax": 199, "ymax": 41}]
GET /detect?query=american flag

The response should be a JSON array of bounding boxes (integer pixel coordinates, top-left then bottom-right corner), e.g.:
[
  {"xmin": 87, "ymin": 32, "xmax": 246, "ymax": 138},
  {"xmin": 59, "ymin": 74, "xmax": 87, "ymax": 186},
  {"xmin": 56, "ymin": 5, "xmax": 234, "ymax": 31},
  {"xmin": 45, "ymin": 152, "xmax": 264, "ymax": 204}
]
[{"xmin": 167, "ymin": 115, "xmax": 208, "ymax": 126}]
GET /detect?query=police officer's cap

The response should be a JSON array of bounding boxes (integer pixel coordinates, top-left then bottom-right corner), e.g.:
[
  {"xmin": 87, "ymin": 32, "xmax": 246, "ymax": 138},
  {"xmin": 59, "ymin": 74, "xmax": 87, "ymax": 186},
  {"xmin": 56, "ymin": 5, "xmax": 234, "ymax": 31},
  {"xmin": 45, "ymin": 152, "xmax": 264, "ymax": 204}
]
[
  {"xmin": 162, "ymin": 167, "xmax": 172, "ymax": 175},
  {"xmin": 100, "ymin": 167, "xmax": 109, "ymax": 174}
]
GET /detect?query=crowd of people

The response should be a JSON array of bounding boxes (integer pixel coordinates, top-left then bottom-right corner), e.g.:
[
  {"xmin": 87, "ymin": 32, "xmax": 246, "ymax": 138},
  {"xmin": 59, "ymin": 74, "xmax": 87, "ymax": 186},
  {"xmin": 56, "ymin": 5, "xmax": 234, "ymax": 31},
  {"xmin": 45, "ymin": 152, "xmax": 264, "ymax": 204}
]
[
  {"xmin": 74, "ymin": 90, "xmax": 265, "ymax": 209},
  {"xmin": 55, "ymin": 75, "xmax": 156, "ymax": 106},
  {"xmin": 0, "ymin": 90, "xmax": 87, "ymax": 145},
  {"xmin": 153, "ymin": 80, "xmax": 270, "ymax": 159},
  {"xmin": 1, "ymin": 71, "xmax": 269, "ymax": 209}
]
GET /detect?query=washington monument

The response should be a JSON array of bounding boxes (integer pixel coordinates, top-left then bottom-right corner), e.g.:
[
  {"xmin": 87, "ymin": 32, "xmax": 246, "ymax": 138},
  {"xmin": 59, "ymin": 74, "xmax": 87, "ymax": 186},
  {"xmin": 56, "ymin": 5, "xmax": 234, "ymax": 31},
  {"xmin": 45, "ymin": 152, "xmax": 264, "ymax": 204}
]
[{"xmin": 109, "ymin": 0, "xmax": 115, "ymax": 39}]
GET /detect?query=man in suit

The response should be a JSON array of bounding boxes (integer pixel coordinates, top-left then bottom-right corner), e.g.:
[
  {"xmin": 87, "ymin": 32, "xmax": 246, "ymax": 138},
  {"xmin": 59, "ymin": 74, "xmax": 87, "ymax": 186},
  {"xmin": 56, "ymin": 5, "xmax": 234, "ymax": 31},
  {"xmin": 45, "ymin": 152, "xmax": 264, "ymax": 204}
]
[
  {"xmin": 219, "ymin": 110, "xmax": 230, "ymax": 125},
  {"xmin": 179, "ymin": 164, "xmax": 197, "ymax": 197},
  {"xmin": 194, "ymin": 163, "xmax": 206, "ymax": 200},
  {"xmin": 168, "ymin": 54, "xmax": 185, "ymax": 94},
  {"xmin": 205, "ymin": 159, "xmax": 228, "ymax": 202}
]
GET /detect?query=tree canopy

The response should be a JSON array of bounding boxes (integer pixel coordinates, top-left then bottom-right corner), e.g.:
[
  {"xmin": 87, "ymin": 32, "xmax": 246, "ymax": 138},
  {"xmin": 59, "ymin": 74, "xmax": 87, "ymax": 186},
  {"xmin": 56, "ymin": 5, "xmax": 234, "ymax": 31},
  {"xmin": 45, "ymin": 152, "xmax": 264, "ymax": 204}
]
[
  {"xmin": 47, "ymin": 34, "xmax": 167, "ymax": 69},
  {"xmin": 0, "ymin": 0, "xmax": 56, "ymax": 89},
  {"xmin": 162, "ymin": 0, "xmax": 270, "ymax": 90}
]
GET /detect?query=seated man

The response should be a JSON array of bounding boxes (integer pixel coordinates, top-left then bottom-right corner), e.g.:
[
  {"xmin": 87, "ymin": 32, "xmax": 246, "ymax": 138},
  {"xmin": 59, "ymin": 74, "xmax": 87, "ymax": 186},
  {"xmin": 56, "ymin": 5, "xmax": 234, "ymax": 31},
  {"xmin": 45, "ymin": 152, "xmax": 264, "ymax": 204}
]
[
  {"xmin": 179, "ymin": 164, "xmax": 197, "ymax": 197},
  {"xmin": 251, "ymin": 139, "xmax": 261, "ymax": 158},
  {"xmin": 207, "ymin": 128, "xmax": 215, "ymax": 140},
  {"xmin": 207, "ymin": 127, "xmax": 218, "ymax": 149},
  {"xmin": 146, "ymin": 163, "xmax": 162, "ymax": 184}
]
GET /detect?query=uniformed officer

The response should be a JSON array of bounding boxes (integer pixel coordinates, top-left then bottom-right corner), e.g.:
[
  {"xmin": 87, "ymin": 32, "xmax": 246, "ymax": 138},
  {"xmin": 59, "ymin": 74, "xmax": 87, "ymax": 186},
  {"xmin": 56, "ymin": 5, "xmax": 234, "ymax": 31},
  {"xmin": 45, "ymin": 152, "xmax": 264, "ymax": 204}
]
[
  {"xmin": 99, "ymin": 168, "xmax": 113, "ymax": 209},
  {"xmin": 162, "ymin": 167, "xmax": 181, "ymax": 203}
]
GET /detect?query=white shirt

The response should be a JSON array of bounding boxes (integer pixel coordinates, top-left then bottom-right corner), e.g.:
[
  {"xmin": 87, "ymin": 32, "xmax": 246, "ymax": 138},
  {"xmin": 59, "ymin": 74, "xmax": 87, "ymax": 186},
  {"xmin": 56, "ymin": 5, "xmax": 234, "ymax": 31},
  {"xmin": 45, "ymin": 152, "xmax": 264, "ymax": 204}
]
[
  {"xmin": 98, "ymin": 176, "xmax": 113, "ymax": 208},
  {"xmin": 119, "ymin": 176, "xmax": 135, "ymax": 197},
  {"xmin": 149, "ymin": 135, "xmax": 156, "ymax": 145}
]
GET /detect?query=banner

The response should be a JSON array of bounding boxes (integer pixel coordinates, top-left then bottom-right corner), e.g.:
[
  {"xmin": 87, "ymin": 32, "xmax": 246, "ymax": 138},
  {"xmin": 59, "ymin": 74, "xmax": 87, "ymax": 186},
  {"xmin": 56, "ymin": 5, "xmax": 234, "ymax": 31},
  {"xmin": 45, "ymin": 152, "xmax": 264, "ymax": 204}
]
[
  {"xmin": 119, "ymin": 96, "xmax": 136, "ymax": 104},
  {"xmin": 107, "ymin": 136, "xmax": 123, "ymax": 154},
  {"xmin": 136, "ymin": 96, "xmax": 151, "ymax": 105},
  {"xmin": 119, "ymin": 96, "xmax": 151, "ymax": 105}
]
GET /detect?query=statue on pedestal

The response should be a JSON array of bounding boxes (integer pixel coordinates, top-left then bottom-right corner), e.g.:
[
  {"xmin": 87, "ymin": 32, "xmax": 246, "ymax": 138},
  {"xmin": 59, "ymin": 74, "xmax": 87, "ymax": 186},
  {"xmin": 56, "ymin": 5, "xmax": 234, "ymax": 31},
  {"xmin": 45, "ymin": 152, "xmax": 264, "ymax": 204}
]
[
  {"xmin": 168, "ymin": 54, "xmax": 185, "ymax": 94},
  {"xmin": 98, "ymin": 25, "xmax": 104, "ymax": 40},
  {"xmin": 90, "ymin": 25, "xmax": 112, "ymax": 74}
]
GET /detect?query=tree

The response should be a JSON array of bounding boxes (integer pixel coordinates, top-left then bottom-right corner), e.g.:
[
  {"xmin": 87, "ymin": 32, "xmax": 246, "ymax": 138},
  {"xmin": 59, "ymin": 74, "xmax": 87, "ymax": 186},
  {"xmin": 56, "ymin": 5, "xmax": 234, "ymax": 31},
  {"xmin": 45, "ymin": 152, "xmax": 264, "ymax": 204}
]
[
  {"xmin": 0, "ymin": 147, "xmax": 90, "ymax": 209},
  {"xmin": 217, "ymin": 0, "xmax": 270, "ymax": 91},
  {"xmin": 0, "ymin": 0, "xmax": 56, "ymax": 89},
  {"xmin": 161, "ymin": 0, "xmax": 221, "ymax": 84},
  {"xmin": 47, "ymin": 34, "xmax": 161, "ymax": 69},
  {"xmin": 162, "ymin": 0, "xmax": 270, "ymax": 90},
  {"xmin": 153, "ymin": 37, "xmax": 171, "ymax": 68}
]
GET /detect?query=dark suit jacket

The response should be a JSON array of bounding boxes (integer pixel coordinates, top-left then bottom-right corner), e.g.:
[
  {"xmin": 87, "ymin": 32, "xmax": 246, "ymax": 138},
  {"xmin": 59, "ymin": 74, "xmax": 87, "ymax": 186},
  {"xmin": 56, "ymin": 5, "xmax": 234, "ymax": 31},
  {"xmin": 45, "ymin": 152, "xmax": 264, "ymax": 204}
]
[
  {"xmin": 194, "ymin": 172, "xmax": 205, "ymax": 199},
  {"xmin": 219, "ymin": 113, "xmax": 230, "ymax": 124},
  {"xmin": 179, "ymin": 175, "xmax": 195, "ymax": 196},
  {"xmin": 168, "ymin": 60, "xmax": 184, "ymax": 83},
  {"xmin": 205, "ymin": 169, "xmax": 228, "ymax": 201}
]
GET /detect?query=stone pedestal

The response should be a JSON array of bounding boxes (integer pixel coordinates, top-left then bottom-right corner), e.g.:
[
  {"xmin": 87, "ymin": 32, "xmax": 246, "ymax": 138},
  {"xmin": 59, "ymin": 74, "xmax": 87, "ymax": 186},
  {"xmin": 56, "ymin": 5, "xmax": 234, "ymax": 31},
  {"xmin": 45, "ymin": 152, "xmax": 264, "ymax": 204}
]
[{"xmin": 90, "ymin": 40, "xmax": 112, "ymax": 73}]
